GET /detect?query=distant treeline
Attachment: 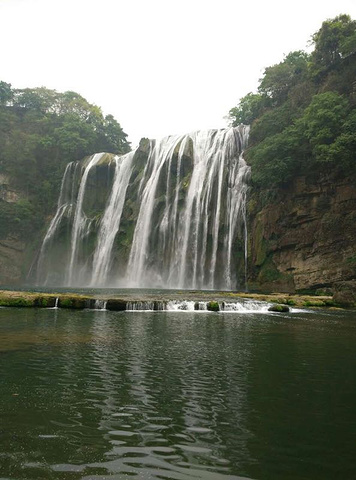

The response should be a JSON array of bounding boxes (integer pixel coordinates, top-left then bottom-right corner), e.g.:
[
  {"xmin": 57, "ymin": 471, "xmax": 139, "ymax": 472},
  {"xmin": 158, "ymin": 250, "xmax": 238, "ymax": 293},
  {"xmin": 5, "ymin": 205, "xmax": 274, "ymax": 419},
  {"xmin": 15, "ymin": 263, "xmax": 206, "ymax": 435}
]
[
  {"xmin": 229, "ymin": 14, "xmax": 356, "ymax": 188},
  {"xmin": 0, "ymin": 84, "xmax": 130, "ymax": 240}
]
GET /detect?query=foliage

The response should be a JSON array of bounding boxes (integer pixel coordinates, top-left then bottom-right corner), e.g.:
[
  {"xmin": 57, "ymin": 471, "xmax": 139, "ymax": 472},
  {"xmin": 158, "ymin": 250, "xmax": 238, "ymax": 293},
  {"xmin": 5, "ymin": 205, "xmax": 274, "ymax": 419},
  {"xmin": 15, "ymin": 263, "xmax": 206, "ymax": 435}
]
[
  {"xmin": 229, "ymin": 14, "xmax": 356, "ymax": 189},
  {"xmin": 0, "ymin": 81, "xmax": 13, "ymax": 105},
  {"xmin": 0, "ymin": 198, "xmax": 40, "ymax": 240},
  {"xmin": 298, "ymin": 91, "xmax": 349, "ymax": 162},
  {"xmin": 249, "ymin": 101, "xmax": 297, "ymax": 144},
  {"xmin": 229, "ymin": 92, "xmax": 267, "ymax": 126},
  {"xmin": 0, "ymin": 84, "xmax": 130, "ymax": 240},
  {"xmin": 311, "ymin": 14, "xmax": 356, "ymax": 76},
  {"xmin": 258, "ymin": 51, "xmax": 310, "ymax": 105},
  {"xmin": 248, "ymin": 126, "xmax": 303, "ymax": 186}
]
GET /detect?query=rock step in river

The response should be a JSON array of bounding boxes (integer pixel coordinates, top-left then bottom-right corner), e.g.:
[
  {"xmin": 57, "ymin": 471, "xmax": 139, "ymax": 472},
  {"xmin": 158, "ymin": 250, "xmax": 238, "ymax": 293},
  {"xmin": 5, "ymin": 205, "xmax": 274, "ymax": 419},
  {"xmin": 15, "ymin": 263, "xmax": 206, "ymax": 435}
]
[{"xmin": 0, "ymin": 290, "xmax": 338, "ymax": 311}]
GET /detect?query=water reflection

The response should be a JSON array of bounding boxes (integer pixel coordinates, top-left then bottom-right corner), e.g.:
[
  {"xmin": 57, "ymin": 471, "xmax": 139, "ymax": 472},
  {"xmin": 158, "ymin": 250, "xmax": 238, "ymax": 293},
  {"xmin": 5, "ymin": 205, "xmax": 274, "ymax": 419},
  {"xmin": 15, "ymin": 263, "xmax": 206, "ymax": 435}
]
[{"xmin": 0, "ymin": 308, "xmax": 356, "ymax": 479}]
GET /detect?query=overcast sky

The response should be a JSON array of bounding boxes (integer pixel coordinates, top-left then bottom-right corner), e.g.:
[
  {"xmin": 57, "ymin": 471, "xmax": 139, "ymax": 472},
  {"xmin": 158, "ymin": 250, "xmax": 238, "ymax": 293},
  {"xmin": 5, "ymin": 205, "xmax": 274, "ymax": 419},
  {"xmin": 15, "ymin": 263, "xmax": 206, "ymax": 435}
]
[{"xmin": 1, "ymin": 0, "xmax": 356, "ymax": 147}]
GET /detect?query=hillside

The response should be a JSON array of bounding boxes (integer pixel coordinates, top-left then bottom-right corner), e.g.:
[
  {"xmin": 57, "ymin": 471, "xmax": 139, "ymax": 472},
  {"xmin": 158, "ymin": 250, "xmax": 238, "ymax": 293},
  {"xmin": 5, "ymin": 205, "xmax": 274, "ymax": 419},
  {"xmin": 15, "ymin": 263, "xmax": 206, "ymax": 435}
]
[{"xmin": 228, "ymin": 14, "xmax": 356, "ymax": 292}]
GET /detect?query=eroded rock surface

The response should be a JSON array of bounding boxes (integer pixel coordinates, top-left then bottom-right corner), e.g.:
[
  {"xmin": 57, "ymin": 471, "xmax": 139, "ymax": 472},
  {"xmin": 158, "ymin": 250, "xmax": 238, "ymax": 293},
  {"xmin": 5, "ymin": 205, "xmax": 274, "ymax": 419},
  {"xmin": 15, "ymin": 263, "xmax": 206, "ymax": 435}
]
[{"xmin": 249, "ymin": 175, "xmax": 356, "ymax": 292}]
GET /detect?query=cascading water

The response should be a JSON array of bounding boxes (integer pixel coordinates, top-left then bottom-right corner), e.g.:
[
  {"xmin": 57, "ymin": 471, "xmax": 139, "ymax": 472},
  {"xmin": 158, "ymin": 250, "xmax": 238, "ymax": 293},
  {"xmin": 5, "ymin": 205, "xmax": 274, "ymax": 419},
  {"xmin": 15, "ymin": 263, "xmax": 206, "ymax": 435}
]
[
  {"xmin": 90, "ymin": 151, "xmax": 135, "ymax": 285},
  {"xmin": 224, "ymin": 126, "xmax": 250, "ymax": 290},
  {"xmin": 35, "ymin": 161, "xmax": 80, "ymax": 285},
  {"xmin": 66, "ymin": 153, "xmax": 105, "ymax": 285},
  {"xmin": 126, "ymin": 136, "xmax": 183, "ymax": 285},
  {"xmin": 35, "ymin": 126, "xmax": 250, "ymax": 290}
]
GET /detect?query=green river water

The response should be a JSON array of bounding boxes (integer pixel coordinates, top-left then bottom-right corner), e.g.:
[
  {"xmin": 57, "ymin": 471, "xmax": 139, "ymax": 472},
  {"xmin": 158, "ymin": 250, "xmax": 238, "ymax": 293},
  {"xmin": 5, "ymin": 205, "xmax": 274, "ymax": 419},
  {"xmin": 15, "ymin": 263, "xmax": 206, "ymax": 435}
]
[{"xmin": 0, "ymin": 306, "xmax": 355, "ymax": 479}]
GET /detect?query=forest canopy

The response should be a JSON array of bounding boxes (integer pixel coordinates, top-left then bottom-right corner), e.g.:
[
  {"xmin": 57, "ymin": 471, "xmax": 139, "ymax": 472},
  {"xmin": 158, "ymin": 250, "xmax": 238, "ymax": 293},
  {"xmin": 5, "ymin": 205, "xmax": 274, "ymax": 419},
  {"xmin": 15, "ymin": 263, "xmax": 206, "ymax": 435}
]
[{"xmin": 229, "ymin": 14, "xmax": 356, "ymax": 188}]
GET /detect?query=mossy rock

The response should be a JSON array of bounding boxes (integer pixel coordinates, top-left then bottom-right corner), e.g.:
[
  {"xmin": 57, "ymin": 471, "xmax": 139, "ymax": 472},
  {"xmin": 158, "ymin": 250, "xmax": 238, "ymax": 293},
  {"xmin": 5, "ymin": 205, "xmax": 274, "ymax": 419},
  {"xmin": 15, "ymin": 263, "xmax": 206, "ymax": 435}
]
[
  {"xmin": 268, "ymin": 304, "xmax": 290, "ymax": 312},
  {"xmin": 324, "ymin": 299, "xmax": 336, "ymax": 307},
  {"xmin": 207, "ymin": 301, "xmax": 219, "ymax": 312},
  {"xmin": 315, "ymin": 288, "xmax": 333, "ymax": 296},
  {"xmin": 303, "ymin": 300, "xmax": 326, "ymax": 307},
  {"xmin": 34, "ymin": 296, "xmax": 50, "ymax": 308},
  {"xmin": 0, "ymin": 296, "xmax": 35, "ymax": 307},
  {"xmin": 254, "ymin": 218, "xmax": 267, "ymax": 266},
  {"xmin": 58, "ymin": 296, "xmax": 86, "ymax": 309}
]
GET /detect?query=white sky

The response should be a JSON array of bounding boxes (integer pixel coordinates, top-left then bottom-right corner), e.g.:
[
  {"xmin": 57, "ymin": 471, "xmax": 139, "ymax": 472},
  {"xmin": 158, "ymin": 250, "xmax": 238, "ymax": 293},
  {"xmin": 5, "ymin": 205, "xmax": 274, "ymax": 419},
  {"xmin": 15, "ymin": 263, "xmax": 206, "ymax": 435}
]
[{"xmin": 1, "ymin": 0, "xmax": 356, "ymax": 147}]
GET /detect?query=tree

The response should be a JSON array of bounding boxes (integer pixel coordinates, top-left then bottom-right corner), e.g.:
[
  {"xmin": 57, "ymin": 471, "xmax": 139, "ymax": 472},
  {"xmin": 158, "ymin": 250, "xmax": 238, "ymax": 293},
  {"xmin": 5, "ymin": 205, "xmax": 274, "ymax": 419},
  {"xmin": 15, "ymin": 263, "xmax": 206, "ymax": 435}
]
[
  {"xmin": 97, "ymin": 114, "xmax": 130, "ymax": 153},
  {"xmin": 0, "ymin": 81, "xmax": 13, "ymax": 105},
  {"xmin": 258, "ymin": 51, "xmax": 309, "ymax": 105},
  {"xmin": 299, "ymin": 91, "xmax": 349, "ymax": 159},
  {"xmin": 13, "ymin": 87, "xmax": 58, "ymax": 113},
  {"xmin": 326, "ymin": 110, "xmax": 356, "ymax": 170},
  {"xmin": 248, "ymin": 125, "xmax": 303, "ymax": 187},
  {"xmin": 228, "ymin": 92, "xmax": 267, "ymax": 126},
  {"xmin": 311, "ymin": 14, "xmax": 356, "ymax": 76},
  {"xmin": 227, "ymin": 14, "xmax": 356, "ymax": 190}
]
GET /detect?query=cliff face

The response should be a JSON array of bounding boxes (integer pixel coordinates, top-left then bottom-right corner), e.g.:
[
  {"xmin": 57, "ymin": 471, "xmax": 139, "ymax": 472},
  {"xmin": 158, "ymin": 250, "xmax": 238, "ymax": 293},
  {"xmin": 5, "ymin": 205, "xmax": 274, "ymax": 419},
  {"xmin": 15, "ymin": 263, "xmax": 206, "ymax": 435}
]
[
  {"xmin": 0, "ymin": 237, "xmax": 26, "ymax": 285},
  {"xmin": 249, "ymin": 175, "xmax": 356, "ymax": 292},
  {"xmin": 0, "ymin": 175, "xmax": 26, "ymax": 285}
]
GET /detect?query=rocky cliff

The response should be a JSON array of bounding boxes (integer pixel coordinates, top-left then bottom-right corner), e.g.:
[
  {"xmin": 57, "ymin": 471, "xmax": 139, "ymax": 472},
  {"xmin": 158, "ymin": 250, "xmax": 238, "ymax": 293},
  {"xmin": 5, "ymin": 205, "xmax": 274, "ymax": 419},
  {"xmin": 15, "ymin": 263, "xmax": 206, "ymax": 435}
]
[{"xmin": 248, "ymin": 174, "xmax": 356, "ymax": 293}]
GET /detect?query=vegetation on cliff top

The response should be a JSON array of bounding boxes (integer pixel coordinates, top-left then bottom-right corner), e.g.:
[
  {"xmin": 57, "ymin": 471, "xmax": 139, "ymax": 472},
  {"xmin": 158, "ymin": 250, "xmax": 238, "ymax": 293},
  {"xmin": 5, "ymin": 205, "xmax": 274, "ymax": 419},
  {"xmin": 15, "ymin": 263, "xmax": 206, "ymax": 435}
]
[
  {"xmin": 229, "ymin": 14, "xmax": 356, "ymax": 188},
  {"xmin": 0, "ymin": 85, "xmax": 130, "ymax": 240}
]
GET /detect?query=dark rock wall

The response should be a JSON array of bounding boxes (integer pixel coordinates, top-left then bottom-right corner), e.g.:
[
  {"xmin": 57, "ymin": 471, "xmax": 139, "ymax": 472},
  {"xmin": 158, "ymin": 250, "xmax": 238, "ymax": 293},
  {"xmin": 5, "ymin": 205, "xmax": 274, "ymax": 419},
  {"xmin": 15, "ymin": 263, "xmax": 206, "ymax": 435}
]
[{"xmin": 248, "ymin": 175, "xmax": 356, "ymax": 292}]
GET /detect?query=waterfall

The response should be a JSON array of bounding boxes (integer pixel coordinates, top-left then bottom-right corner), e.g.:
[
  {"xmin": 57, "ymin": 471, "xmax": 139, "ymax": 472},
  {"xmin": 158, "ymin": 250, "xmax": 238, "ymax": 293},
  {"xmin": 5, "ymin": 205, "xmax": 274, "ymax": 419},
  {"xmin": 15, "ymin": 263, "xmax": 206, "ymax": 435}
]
[
  {"xmin": 224, "ymin": 126, "xmax": 250, "ymax": 290},
  {"xmin": 126, "ymin": 135, "xmax": 184, "ymax": 285},
  {"xmin": 66, "ymin": 153, "xmax": 104, "ymax": 285},
  {"xmin": 35, "ymin": 161, "xmax": 79, "ymax": 285},
  {"xmin": 90, "ymin": 151, "xmax": 134, "ymax": 286},
  {"xmin": 66, "ymin": 153, "xmax": 105, "ymax": 285},
  {"xmin": 35, "ymin": 126, "xmax": 250, "ymax": 290}
]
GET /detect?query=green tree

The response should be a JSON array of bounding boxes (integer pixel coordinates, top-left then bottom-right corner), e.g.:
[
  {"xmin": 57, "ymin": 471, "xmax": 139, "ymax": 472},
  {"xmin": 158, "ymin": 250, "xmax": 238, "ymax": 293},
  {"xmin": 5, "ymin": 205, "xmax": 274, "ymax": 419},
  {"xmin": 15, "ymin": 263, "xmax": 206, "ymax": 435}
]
[
  {"xmin": 0, "ymin": 81, "xmax": 13, "ymax": 105},
  {"xmin": 97, "ymin": 114, "xmax": 129, "ymax": 153},
  {"xmin": 259, "ymin": 51, "xmax": 309, "ymax": 105},
  {"xmin": 312, "ymin": 108, "xmax": 356, "ymax": 170},
  {"xmin": 228, "ymin": 14, "xmax": 356, "ymax": 190},
  {"xmin": 228, "ymin": 92, "xmax": 267, "ymax": 126},
  {"xmin": 249, "ymin": 101, "xmax": 297, "ymax": 144},
  {"xmin": 13, "ymin": 87, "xmax": 58, "ymax": 113},
  {"xmin": 311, "ymin": 14, "xmax": 356, "ymax": 76},
  {"xmin": 299, "ymin": 91, "xmax": 349, "ymax": 161},
  {"xmin": 248, "ymin": 125, "xmax": 306, "ymax": 187}
]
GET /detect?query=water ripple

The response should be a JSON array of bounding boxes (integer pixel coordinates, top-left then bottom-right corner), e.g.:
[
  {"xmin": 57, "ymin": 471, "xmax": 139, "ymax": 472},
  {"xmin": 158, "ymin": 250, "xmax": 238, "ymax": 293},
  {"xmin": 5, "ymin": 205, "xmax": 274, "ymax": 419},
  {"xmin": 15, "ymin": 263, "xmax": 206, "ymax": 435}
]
[{"xmin": 1, "ymin": 308, "xmax": 355, "ymax": 479}]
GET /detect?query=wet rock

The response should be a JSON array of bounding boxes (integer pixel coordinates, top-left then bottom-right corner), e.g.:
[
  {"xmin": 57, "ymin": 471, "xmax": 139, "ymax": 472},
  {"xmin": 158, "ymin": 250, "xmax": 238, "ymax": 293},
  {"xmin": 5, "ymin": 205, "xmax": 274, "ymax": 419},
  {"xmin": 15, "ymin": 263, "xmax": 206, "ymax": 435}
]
[
  {"xmin": 207, "ymin": 301, "xmax": 219, "ymax": 312},
  {"xmin": 268, "ymin": 304, "xmax": 290, "ymax": 312},
  {"xmin": 58, "ymin": 296, "xmax": 86, "ymax": 309},
  {"xmin": 34, "ymin": 296, "xmax": 57, "ymax": 308},
  {"xmin": 106, "ymin": 299, "xmax": 126, "ymax": 311}
]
